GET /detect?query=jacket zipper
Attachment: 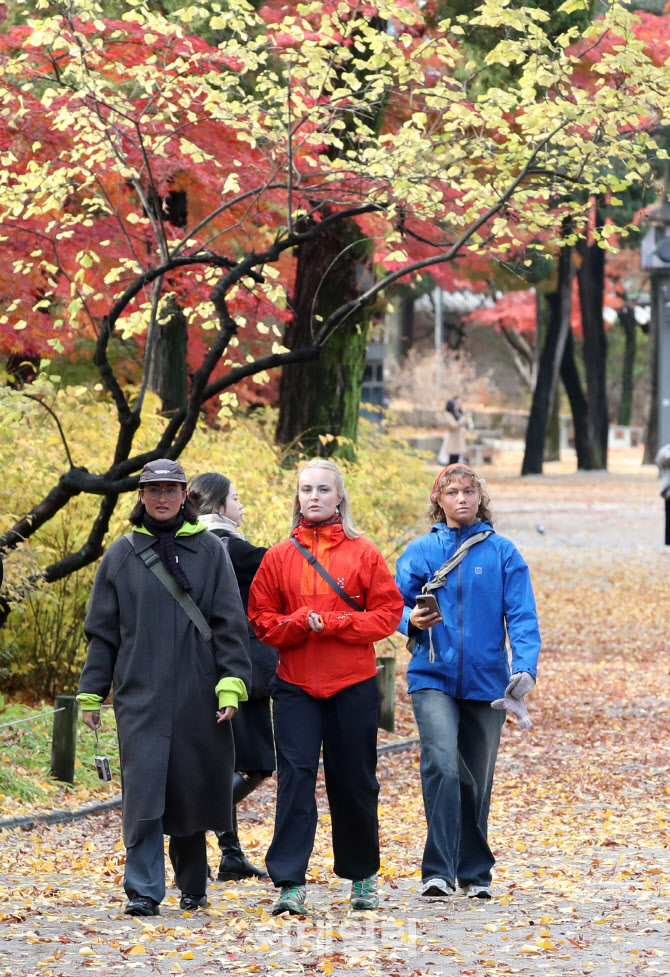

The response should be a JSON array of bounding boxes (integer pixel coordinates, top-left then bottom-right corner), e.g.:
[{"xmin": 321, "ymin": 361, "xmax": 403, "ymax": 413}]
[
  {"xmin": 312, "ymin": 528, "xmax": 320, "ymax": 697},
  {"xmin": 456, "ymin": 527, "xmax": 464, "ymax": 699}
]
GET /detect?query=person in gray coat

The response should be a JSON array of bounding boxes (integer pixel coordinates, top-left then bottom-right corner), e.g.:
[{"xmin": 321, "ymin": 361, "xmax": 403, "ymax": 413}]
[{"xmin": 77, "ymin": 459, "xmax": 251, "ymax": 918}]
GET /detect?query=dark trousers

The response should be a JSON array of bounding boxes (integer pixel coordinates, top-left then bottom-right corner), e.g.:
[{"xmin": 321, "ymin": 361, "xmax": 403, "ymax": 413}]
[
  {"xmin": 412, "ymin": 690, "xmax": 505, "ymax": 888},
  {"xmin": 665, "ymin": 496, "xmax": 670, "ymax": 546},
  {"xmin": 266, "ymin": 675, "xmax": 380, "ymax": 887},
  {"xmin": 123, "ymin": 818, "xmax": 208, "ymax": 903}
]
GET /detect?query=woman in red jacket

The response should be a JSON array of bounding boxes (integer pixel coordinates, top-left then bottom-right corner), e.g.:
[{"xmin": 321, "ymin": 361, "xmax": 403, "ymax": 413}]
[{"xmin": 249, "ymin": 459, "xmax": 403, "ymax": 916}]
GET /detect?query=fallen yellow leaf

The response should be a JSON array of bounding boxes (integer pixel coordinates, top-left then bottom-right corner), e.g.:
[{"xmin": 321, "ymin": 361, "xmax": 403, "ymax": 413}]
[{"xmin": 128, "ymin": 944, "xmax": 147, "ymax": 955}]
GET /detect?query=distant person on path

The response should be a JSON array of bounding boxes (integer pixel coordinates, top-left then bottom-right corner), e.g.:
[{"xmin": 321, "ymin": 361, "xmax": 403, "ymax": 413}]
[
  {"xmin": 77, "ymin": 459, "xmax": 251, "ymax": 917},
  {"xmin": 437, "ymin": 395, "xmax": 472, "ymax": 466},
  {"xmin": 395, "ymin": 463, "xmax": 541, "ymax": 901},
  {"xmin": 655, "ymin": 444, "xmax": 670, "ymax": 546},
  {"xmin": 188, "ymin": 472, "xmax": 276, "ymax": 883},
  {"xmin": 248, "ymin": 458, "xmax": 404, "ymax": 916}
]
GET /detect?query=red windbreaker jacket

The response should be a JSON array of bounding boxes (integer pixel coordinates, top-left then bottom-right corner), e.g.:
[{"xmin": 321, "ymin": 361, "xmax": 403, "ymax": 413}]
[{"xmin": 248, "ymin": 521, "xmax": 403, "ymax": 698}]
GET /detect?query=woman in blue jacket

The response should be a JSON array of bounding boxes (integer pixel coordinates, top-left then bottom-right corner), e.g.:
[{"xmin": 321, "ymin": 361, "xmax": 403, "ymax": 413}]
[{"xmin": 395, "ymin": 464, "xmax": 540, "ymax": 901}]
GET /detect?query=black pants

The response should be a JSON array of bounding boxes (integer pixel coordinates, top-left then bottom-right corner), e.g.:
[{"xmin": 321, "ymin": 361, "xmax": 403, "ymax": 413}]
[
  {"xmin": 665, "ymin": 496, "xmax": 670, "ymax": 546},
  {"xmin": 266, "ymin": 675, "xmax": 380, "ymax": 887}
]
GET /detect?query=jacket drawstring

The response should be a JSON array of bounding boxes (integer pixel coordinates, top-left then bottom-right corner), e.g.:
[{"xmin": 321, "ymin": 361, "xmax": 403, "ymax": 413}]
[{"xmin": 428, "ymin": 627, "xmax": 435, "ymax": 663}]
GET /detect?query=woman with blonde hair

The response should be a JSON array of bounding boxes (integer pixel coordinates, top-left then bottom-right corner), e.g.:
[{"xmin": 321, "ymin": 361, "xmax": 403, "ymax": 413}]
[
  {"xmin": 395, "ymin": 463, "xmax": 540, "ymax": 902},
  {"xmin": 249, "ymin": 458, "xmax": 403, "ymax": 916}
]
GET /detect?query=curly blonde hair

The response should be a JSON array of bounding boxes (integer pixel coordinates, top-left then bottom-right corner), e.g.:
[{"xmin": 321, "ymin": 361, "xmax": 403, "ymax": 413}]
[{"xmin": 427, "ymin": 465, "xmax": 495, "ymax": 526}]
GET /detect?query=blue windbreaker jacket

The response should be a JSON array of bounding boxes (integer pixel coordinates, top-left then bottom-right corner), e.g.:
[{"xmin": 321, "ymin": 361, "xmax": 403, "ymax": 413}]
[{"xmin": 395, "ymin": 520, "xmax": 541, "ymax": 701}]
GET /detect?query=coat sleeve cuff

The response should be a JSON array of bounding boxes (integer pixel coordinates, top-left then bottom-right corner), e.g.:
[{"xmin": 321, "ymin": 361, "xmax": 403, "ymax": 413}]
[
  {"xmin": 77, "ymin": 693, "xmax": 103, "ymax": 710},
  {"xmin": 215, "ymin": 676, "xmax": 249, "ymax": 710}
]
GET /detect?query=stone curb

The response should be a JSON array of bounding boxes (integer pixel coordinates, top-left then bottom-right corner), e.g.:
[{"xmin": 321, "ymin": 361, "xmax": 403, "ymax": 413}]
[{"xmin": 0, "ymin": 737, "xmax": 420, "ymax": 834}]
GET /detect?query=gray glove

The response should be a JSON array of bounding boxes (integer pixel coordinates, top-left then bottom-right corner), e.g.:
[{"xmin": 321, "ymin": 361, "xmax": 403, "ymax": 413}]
[{"xmin": 491, "ymin": 671, "xmax": 536, "ymax": 729}]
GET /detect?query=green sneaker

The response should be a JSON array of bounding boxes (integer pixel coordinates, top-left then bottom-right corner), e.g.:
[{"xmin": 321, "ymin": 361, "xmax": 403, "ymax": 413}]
[
  {"xmin": 271, "ymin": 883, "xmax": 307, "ymax": 916},
  {"xmin": 350, "ymin": 875, "xmax": 379, "ymax": 910}
]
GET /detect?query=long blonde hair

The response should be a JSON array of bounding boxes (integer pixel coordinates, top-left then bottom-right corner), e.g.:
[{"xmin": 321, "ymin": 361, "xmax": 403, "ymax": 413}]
[
  {"xmin": 427, "ymin": 465, "xmax": 495, "ymax": 526},
  {"xmin": 291, "ymin": 458, "xmax": 362, "ymax": 539}
]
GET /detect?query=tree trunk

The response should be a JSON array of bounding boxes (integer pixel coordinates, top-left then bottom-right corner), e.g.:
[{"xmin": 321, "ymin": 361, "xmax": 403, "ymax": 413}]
[
  {"xmin": 576, "ymin": 222, "xmax": 608, "ymax": 469},
  {"xmin": 146, "ymin": 295, "xmax": 188, "ymax": 415},
  {"xmin": 560, "ymin": 328, "xmax": 595, "ymax": 469},
  {"xmin": 643, "ymin": 277, "xmax": 661, "ymax": 463},
  {"xmin": 521, "ymin": 242, "xmax": 574, "ymax": 476},
  {"xmin": 545, "ymin": 391, "xmax": 560, "ymax": 462},
  {"xmin": 276, "ymin": 218, "xmax": 374, "ymax": 458},
  {"xmin": 617, "ymin": 303, "xmax": 637, "ymax": 426},
  {"xmin": 385, "ymin": 288, "xmax": 414, "ymax": 372}
]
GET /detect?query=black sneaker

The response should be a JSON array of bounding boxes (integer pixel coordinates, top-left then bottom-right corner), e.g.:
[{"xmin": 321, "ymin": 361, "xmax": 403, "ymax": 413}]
[
  {"xmin": 180, "ymin": 893, "xmax": 208, "ymax": 911},
  {"xmin": 125, "ymin": 896, "xmax": 160, "ymax": 916}
]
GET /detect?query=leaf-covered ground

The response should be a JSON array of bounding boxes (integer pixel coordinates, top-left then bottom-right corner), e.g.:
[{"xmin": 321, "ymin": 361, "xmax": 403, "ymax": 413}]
[{"xmin": 1, "ymin": 450, "xmax": 669, "ymax": 976}]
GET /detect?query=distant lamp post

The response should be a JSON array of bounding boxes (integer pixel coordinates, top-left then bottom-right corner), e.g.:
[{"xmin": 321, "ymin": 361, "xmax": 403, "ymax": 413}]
[{"xmin": 640, "ymin": 203, "xmax": 670, "ymax": 450}]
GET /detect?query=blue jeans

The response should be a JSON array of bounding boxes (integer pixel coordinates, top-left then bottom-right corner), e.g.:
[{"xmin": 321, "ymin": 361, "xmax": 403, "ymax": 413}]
[{"xmin": 411, "ymin": 690, "xmax": 504, "ymax": 887}]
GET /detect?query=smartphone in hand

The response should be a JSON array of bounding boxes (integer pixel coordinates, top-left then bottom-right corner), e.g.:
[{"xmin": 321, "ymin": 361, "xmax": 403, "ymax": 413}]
[{"xmin": 415, "ymin": 594, "xmax": 441, "ymax": 616}]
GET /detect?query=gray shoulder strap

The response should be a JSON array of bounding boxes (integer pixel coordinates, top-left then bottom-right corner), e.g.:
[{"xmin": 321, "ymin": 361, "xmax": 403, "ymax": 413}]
[
  {"xmin": 125, "ymin": 534, "xmax": 212, "ymax": 641},
  {"xmin": 423, "ymin": 530, "xmax": 493, "ymax": 594}
]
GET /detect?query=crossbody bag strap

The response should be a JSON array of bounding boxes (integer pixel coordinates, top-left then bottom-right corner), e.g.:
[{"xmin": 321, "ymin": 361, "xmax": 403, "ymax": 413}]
[
  {"xmin": 289, "ymin": 536, "xmax": 363, "ymax": 612},
  {"xmin": 126, "ymin": 535, "xmax": 213, "ymax": 642},
  {"xmin": 407, "ymin": 529, "xmax": 493, "ymax": 658},
  {"xmin": 422, "ymin": 530, "xmax": 493, "ymax": 595}
]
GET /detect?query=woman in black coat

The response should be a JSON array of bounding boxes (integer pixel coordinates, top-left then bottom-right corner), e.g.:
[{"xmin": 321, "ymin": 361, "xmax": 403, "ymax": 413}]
[
  {"xmin": 189, "ymin": 472, "xmax": 276, "ymax": 881},
  {"xmin": 78, "ymin": 459, "xmax": 251, "ymax": 917}
]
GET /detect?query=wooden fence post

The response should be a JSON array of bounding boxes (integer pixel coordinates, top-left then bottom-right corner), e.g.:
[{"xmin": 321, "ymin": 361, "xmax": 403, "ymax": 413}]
[
  {"xmin": 50, "ymin": 695, "xmax": 79, "ymax": 783},
  {"xmin": 376, "ymin": 656, "xmax": 396, "ymax": 733}
]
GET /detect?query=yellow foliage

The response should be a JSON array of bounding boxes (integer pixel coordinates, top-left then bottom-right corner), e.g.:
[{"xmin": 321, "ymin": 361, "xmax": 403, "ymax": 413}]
[{"xmin": 0, "ymin": 390, "xmax": 432, "ymax": 696}]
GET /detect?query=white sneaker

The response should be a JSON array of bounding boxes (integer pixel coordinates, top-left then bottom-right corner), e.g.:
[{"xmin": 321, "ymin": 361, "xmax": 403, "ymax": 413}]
[
  {"xmin": 461, "ymin": 884, "xmax": 492, "ymax": 900},
  {"xmin": 421, "ymin": 877, "xmax": 455, "ymax": 897}
]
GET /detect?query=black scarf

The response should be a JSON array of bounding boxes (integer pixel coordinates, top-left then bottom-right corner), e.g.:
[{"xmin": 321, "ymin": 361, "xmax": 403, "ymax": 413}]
[{"xmin": 142, "ymin": 511, "xmax": 192, "ymax": 591}]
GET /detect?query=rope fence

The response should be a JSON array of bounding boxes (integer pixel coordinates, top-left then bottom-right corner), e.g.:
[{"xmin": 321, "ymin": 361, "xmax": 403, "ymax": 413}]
[
  {"xmin": 1, "ymin": 695, "xmax": 84, "ymax": 783},
  {"xmin": 0, "ymin": 706, "xmax": 64, "ymax": 731},
  {"xmin": 1, "ymin": 660, "xmax": 397, "ymax": 789}
]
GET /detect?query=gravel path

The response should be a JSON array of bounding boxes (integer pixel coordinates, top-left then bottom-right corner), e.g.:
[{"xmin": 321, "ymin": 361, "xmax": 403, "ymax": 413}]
[{"xmin": 2, "ymin": 455, "xmax": 668, "ymax": 976}]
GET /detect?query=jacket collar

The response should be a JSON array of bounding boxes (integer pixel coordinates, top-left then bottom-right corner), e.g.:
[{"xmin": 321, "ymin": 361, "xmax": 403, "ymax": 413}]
[
  {"xmin": 199, "ymin": 512, "xmax": 245, "ymax": 539},
  {"xmin": 431, "ymin": 520, "xmax": 493, "ymax": 540},
  {"xmin": 131, "ymin": 520, "xmax": 206, "ymax": 552},
  {"xmin": 292, "ymin": 520, "xmax": 346, "ymax": 543}
]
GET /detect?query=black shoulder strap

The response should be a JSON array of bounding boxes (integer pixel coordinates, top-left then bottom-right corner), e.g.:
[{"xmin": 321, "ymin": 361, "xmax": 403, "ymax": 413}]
[
  {"xmin": 289, "ymin": 536, "xmax": 363, "ymax": 612},
  {"xmin": 125, "ymin": 534, "xmax": 213, "ymax": 641}
]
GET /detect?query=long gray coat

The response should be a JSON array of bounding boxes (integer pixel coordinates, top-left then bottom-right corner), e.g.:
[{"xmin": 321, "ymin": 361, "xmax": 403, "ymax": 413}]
[{"xmin": 79, "ymin": 525, "xmax": 251, "ymax": 847}]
